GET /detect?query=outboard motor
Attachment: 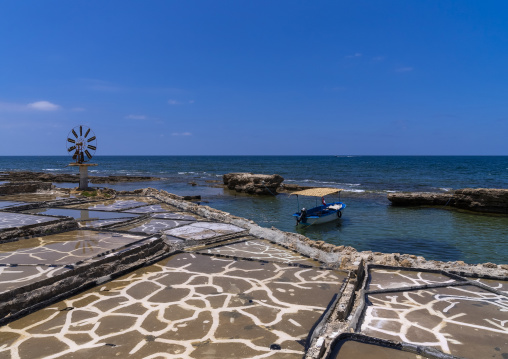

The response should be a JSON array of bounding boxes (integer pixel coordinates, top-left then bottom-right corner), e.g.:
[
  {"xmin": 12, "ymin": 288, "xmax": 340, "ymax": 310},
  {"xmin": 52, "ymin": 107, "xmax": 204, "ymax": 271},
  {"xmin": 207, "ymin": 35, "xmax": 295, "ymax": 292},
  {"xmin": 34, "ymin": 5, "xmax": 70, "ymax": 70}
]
[{"xmin": 297, "ymin": 208, "xmax": 307, "ymax": 224}]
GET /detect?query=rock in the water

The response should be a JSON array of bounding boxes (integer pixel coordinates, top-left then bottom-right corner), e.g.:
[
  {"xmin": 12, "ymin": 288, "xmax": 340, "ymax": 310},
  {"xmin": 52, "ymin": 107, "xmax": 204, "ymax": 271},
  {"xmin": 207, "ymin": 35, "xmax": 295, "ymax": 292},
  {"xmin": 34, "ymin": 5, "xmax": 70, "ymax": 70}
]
[
  {"xmin": 223, "ymin": 173, "xmax": 284, "ymax": 195},
  {"xmin": 388, "ymin": 188, "xmax": 508, "ymax": 214},
  {"xmin": 387, "ymin": 192, "xmax": 452, "ymax": 206},
  {"xmin": 183, "ymin": 195, "xmax": 201, "ymax": 201}
]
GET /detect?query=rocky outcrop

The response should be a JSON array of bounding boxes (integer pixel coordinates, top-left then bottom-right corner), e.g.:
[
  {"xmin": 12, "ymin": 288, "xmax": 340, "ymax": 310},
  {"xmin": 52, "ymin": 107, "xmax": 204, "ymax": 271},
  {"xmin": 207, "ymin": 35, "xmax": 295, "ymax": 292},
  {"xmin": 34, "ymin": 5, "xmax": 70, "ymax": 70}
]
[
  {"xmin": 387, "ymin": 192, "xmax": 452, "ymax": 206},
  {"xmin": 223, "ymin": 173, "xmax": 284, "ymax": 195},
  {"xmin": 388, "ymin": 188, "xmax": 508, "ymax": 214},
  {"xmin": 3, "ymin": 171, "xmax": 161, "ymax": 184},
  {"xmin": 0, "ymin": 182, "xmax": 54, "ymax": 195},
  {"xmin": 453, "ymin": 188, "xmax": 508, "ymax": 213}
]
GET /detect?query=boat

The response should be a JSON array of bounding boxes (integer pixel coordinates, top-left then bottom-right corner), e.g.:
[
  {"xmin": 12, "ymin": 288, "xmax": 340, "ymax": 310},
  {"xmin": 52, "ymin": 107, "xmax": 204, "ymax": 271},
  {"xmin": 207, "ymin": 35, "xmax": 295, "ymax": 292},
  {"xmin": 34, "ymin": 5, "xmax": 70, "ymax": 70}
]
[{"xmin": 291, "ymin": 188, "xmax": 346, "ymax": 226}]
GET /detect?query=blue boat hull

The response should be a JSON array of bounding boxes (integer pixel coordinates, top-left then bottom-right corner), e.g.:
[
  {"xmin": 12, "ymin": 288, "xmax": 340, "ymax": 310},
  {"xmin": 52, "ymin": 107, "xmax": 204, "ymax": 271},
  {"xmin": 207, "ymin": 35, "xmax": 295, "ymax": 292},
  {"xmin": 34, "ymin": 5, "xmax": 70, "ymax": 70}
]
[{"xmin": 293, "ymin": 202, "xmax": 345, "ymax": 226}]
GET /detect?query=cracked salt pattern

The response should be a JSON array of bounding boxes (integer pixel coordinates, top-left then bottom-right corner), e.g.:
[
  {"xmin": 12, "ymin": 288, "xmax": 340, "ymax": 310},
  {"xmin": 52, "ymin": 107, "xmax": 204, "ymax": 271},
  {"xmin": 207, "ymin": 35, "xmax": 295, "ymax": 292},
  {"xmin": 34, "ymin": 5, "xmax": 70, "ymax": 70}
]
[
  {"xmin": 0, "ymin": 252, "xmax": 347, "ymax": 358},
  {"xmin": 64, "ymin": 197, "xmax": 159, "ymax": 211},
  {"xmin": 367, "ymin": 269, "xmax": 456, "ymax": 290},
  {"xmin": 122, "ymin": 203, "xmax": 180, "ymax": 214},
  {"xmin": 23, "ymin": 208, "xmax": 136, "ymax": 221},
  {"xmin": 152, "ymin": 212, "xmax": 202, "ymax": 221},
  {"xmin": 0, "ymin": 212, "xmax": 57, "ymax": 230},
  {"xmin": 165, "ymin": 222, "xmax": 246, "ymax": 240},
  {"xmin": 360, "ymin": 285, "xmax": 508, "ymax": 358},
  {"xmin": 116, "ymin": 218, "xmax": 195, "ymax": 234},
  {"xmin": 0, "ymin": 265, "xmax": 70, "ymax": 294},
  {"xmin": 0, "ymin": 230, "xmax": 146, "ymax": 265},
  {"xmin": 202, "ymin": 239, "xmax": 320, "ymax": 266}
]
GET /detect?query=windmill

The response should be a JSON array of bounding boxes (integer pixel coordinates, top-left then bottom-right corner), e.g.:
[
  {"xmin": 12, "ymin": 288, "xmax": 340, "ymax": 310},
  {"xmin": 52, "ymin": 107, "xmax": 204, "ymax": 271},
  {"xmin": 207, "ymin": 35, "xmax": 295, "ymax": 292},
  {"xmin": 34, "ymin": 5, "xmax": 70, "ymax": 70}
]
[{"xmin": 66, "ymin": 125, "xmax": 98, "ymax": 190}]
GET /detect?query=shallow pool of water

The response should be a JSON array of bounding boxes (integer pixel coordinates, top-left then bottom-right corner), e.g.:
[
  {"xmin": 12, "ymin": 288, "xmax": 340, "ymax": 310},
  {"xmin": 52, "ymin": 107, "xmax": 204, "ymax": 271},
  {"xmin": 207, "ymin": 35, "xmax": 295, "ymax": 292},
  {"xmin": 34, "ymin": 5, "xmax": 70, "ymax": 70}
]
[{"xmin": 206, "ymin": 192, "xmax": 508, "ymax": 264}]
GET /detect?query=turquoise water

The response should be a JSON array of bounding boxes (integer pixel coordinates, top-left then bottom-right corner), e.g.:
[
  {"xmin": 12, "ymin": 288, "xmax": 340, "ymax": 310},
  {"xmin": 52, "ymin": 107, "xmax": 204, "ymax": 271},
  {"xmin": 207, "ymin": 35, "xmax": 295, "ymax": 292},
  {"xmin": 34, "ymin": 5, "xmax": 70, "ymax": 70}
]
[{"xmin": 1, "ymin": 156, "xmax": 507, "ymax": 264}]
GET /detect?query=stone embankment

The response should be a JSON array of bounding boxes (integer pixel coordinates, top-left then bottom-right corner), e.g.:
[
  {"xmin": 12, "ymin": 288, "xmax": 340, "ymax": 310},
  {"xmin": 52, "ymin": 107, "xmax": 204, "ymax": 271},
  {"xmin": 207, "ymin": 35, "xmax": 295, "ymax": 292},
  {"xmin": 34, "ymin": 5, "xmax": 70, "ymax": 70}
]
[
  {"xmin": 1, "ymin": 171, "xmax": 161, "ymax": 184},
  {"xmin": 388, "ymin": 188, "xmax": 508, "ymax": 214}
]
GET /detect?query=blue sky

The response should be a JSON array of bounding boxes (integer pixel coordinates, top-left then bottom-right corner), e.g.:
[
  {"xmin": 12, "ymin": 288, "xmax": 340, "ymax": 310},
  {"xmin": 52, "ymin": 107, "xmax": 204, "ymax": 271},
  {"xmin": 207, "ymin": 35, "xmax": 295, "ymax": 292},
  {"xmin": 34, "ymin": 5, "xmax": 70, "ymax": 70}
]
[{"xmin": 0, "ymin": 0, "xmax": 507, "ymax": 155}]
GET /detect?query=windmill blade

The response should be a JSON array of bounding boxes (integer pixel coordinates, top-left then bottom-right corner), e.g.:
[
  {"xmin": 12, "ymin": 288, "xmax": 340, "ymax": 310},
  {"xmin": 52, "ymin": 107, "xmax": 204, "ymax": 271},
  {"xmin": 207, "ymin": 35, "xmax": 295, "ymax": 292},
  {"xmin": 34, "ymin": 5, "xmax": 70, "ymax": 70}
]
[
  {"xmin": 67, "ymin": 138, "xmax": 76, "ymax": 144},
  {"xmin": 87, "ymin": 136, "xmax": 96, "ymax": 142},
  {"xmin": 72, "ymin": 129, "xmax": 78, "ymax": 138},
  {"xmin": 68, "ymin": 146, "xmax": 76, "ymax": 152},
  {"xmin": 85, "ymin": 150, "xmax": 93, "ymax": 159},
  {"xmin": 80, "ymin": 126, "xmax": 82, "ymax": 136},
  {"xmin": 87, "ymin": 145, "xmax": 96, "ymax": 151},
  {"xmin": 84, "ymin": 128, "xmax": 91, "ymax": 138}
]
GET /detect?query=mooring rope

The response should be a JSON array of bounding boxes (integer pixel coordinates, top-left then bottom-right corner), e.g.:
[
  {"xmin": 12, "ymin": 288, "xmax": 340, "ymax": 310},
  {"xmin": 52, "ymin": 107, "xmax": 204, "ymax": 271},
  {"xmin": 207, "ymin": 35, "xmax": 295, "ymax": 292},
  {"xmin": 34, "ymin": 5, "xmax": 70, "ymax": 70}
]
[{"xmin": 261, "ymin": 181, "xmax": 278, "ymax": 196}]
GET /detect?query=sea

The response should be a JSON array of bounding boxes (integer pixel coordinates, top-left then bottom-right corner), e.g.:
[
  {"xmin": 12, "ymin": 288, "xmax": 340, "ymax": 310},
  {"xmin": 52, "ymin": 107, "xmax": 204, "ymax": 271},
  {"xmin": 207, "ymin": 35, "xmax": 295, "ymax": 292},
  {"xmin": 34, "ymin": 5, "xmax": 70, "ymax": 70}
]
[{"xmin": 1, "ymin": 156, "xmax": 507, "ymax": 264}]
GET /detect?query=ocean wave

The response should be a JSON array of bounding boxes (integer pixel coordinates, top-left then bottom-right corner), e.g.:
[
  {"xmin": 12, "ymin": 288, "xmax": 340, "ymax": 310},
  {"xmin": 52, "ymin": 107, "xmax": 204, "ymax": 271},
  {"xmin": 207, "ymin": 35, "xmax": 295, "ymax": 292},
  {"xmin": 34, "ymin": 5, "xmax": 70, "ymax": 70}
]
[
  {"xmin": 43, "ymin": 168, "xmax": 62, "ymax": 171},
  {"xmin": 286, "ymin": 178, "xmax": 361, "ymax": 187},
  {"xmin": 177, "ymin": 171, "xmax": 220, "ymax": 178}
]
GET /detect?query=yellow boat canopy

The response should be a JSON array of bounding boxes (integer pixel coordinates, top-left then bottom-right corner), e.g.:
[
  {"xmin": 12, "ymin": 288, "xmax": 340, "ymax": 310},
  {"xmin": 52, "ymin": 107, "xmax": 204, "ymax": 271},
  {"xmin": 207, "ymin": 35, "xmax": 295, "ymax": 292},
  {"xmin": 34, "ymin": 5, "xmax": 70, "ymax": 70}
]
[{"xmin": 290, "ymin": 187, "xmax": 343, "ymax": 197}]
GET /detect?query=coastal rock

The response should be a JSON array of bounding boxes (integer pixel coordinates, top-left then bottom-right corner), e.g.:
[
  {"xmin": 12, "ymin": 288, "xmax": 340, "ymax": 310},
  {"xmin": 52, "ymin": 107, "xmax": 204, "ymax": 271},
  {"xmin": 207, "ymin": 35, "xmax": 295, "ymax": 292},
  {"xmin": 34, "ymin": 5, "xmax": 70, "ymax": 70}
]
[
  {"xmin": 4, "ymin": 171, "xmax": 161, "ymax": 184},
  {"xmin": 387, "ymin": 192, "xmax": 453, "ymax": 206},
  {"xmin": 183, "ymin": 195, "xmax": 201, "ymax": 201},
  {"xmin": 399, "ymin": 259, "xmax": 412, "ymax": 268},
  {"xmin": 0, "ymin": 181, "xmax": 54, "ymax": 195},
  {"xmin": 223, "ymin": 172, "xmax": 284, "ymax": 195},
  {"xmin": 453, "ymin": 188, "xmax": 508, "ymax": 214},
  {"xmin": 333, "ymin": 245, "xmax": 345, "ymax": 253},
  {"xmin": 388, "ymin": 188, "xmax": 508, "ymax": 214},
  {"xmin": 321, "ymin": 243, "xmax": 335, "ymax": 253},
  {"xmin": 483, "ymin": 262, "xmax": 498, "ymax": 269}
]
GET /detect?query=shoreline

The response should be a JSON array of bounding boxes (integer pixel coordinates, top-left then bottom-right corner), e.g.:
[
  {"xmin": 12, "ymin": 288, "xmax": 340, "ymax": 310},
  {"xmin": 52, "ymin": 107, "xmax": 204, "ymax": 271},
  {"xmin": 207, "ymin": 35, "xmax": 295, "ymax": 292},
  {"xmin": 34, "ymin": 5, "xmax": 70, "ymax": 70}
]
[
  {"xmin": 143, "ymin": 187, "xmax": 508, "ymax": 270},
  {"xmin": 2, "ymin": 174, "xmax": 507, "ymax": 263}
]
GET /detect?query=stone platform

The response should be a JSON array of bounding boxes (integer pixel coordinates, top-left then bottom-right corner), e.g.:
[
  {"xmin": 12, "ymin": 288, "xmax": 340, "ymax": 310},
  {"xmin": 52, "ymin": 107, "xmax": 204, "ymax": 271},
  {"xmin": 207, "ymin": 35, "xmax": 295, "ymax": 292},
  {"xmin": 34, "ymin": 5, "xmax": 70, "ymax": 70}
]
[{"xmin": 0, "ymin": 189, "xmax": 506, "ymax": 359}]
